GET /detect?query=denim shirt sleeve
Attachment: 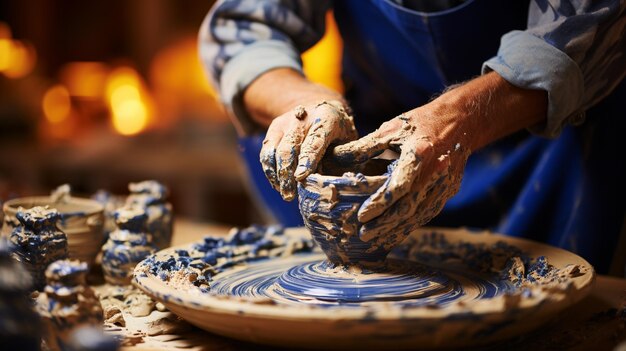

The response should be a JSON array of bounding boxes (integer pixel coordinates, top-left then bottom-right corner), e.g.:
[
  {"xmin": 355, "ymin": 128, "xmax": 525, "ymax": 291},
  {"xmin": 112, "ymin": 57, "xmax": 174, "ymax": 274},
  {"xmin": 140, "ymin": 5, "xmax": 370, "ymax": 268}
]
[
  {"xmin": 483, "ymin": 1, "xmax": 626, "ymax": 138},
  {"xmin": 199, "ymin": 0, "xmax": 331, "ymax": 135}
]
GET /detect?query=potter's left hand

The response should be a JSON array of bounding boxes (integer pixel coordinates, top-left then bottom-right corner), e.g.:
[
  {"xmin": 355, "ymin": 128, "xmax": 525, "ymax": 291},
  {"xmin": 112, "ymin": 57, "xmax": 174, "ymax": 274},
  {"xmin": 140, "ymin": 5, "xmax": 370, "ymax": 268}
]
[{"xmin": 333, "ymin": 105, "xmax": 470, "ymax": 241}]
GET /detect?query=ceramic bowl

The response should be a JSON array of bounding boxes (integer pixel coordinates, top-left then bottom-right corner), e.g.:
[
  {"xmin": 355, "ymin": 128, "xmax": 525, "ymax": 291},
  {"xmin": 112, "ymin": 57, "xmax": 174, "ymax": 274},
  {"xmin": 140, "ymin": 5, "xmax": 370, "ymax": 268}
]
[
  {"xmin": 298, "ymin": 165, "xmax": 389, "ymax": 265},
  {"xmin": 2, "ymin": 196, "xmax": 104, "ymax": 265}
]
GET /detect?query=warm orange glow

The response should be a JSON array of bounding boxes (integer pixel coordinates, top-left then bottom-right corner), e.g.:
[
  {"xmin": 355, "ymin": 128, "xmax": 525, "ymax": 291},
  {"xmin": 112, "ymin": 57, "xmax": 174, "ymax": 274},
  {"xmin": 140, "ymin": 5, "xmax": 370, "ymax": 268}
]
[
  {"xmin": 150, "ymin": 37, "xmax": 215, "ymax": 99},
  {"xmin": 302, "ymin": 11, "xmax": 343, "ymax": 93},
  {"xmin": 60, "ymin": 62, "xmax": 109, "ymax": 98},
  {"xmin": 0, "ymin": 39, "xmax": 36, "ymax": 79},
  {"xmin": 0, "ymin": 22, "xmax": 11, "ymax": 39},
  {"xmin": 106, "ymin": 67, "xmax": 151, "ymax": 136},
  {"xmin": 42, "ymin": 85, "xmax": 72, "ymax": 124},
  {"xmin": 149, "ymin": 36, "xmax": 227, "ymax": 124}
]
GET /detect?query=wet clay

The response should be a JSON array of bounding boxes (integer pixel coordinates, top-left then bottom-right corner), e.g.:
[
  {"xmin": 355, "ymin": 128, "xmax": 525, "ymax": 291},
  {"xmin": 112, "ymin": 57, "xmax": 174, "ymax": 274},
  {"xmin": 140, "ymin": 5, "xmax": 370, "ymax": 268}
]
[
  {"xmin": 138, "ymin": 227, "xmax": 588, "ymax": 308},
  {"xmin": 133, "ymin": 227, "xmax": 595, "ymax": 349}
]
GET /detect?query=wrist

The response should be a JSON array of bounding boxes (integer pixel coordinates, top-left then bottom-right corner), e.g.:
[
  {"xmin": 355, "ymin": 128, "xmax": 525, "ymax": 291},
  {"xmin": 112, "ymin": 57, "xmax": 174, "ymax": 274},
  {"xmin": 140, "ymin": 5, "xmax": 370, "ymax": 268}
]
[
  {"xmin": 243, "ymin": 68, "xmax": 345, "ymax": 128},
  {"xmin": 432, "ymin": 72, "xmax": 547, "ymax": 152}
]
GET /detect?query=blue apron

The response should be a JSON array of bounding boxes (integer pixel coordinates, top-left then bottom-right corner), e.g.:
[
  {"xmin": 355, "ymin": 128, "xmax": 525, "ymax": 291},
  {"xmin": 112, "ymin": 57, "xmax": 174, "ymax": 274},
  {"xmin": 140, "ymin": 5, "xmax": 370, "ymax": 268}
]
[{"xmin": 239, "ymin": 0, "xmax": 626, "ymax": 274}]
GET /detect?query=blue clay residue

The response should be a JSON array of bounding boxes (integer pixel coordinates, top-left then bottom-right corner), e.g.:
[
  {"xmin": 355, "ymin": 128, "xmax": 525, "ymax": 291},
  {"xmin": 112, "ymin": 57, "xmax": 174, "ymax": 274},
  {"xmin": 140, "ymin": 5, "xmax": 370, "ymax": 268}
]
[
  {"xmin": 57, "ymin": 211, "xmax": 87, "ymax": 226},
  {"xmin": 143, "ymin": 225, "xmax": 314, "ymax": 290},
  {"xmin": 142, "ymin": 230, "xmax": 577, "ymax": 308},
  {"xmin": 113, "ymin": 211, "xmax": 148, "ymax": 233},
  {"xmin": 527, "ymin": 256, "xmax": 549, "ymax": 277},
  {"xmin": 47, "ymin": 259, "xmax": 88, "ymax": 278}
]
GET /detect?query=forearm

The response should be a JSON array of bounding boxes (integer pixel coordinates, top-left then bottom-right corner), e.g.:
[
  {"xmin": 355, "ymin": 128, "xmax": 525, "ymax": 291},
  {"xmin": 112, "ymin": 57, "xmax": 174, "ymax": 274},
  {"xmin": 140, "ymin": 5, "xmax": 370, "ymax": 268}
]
[
  {"xmin": 243, "ymin": 68, "xmax": 345, "ymax": 128},
  {"xmin": 431, "ymin": 71, "xmax": 547, "ymax": 152},
  {"xmin": 199, "ymin": 0, "xmax": 332, "ymax": 135},
  {"xmin": 483, "ymin": 0, "xmax": 625, "ymax": 137}
]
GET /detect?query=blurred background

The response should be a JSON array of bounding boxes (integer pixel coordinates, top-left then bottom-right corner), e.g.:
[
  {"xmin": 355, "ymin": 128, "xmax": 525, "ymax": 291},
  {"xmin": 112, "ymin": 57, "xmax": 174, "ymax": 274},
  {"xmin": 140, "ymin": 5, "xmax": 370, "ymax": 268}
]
[{"xmin": 0, "ymin": 0, "xmax": 343, "ymax": 226}]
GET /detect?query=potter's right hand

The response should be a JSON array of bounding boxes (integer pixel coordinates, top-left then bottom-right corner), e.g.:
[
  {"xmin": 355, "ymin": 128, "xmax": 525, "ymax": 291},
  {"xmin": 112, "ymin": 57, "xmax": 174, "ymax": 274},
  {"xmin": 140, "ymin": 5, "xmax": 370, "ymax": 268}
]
[{"xmin": 260, "ymin": 100, "xmax": 358, "ymax": 201}]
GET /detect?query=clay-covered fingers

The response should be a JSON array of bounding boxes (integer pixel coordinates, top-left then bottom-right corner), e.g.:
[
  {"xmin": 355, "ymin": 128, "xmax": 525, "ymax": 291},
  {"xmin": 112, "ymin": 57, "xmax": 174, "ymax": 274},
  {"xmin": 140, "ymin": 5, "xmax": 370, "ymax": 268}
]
[
  {"xmin": 358, "ymin": 172, "xmax": 442, "ymax": 242},
  {"xmin": 259, "ymin": 124, "xmax": 283, "ymax": 192},
  {"xmin": 332, "ymin": 119, "xmax": 399, "ymax": 165},
  {"xmin": 357, "ymin": 139, "xmax": 433, "ymax": 223},
  {"xmin": 294, "ymin": 104, "xmax": 357, "ymax": 181},
  {"xmin": 274, "ymin": 123, "xmax": 306, "ymax": 201}
]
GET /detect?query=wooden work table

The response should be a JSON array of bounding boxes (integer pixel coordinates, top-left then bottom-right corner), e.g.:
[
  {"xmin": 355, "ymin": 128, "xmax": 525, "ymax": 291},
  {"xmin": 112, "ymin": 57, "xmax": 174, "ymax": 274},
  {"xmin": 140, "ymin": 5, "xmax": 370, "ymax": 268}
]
[{"xmin": 115, "ymin": 219, "xmax": 626, "ymax": 350}]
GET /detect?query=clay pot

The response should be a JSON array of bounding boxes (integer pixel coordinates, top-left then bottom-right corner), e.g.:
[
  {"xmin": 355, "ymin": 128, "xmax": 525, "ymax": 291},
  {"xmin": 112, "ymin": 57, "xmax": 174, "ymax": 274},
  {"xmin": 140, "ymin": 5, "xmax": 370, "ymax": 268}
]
[
  {"xmin": 125, "ymin": 180, "xmax": 173, "ymax": 250},
  {"xmin": 3, "ymin": 196, "xmax": 104, "ymax": 265},
  {"xmin": 298, "ymin": 170, "xmax": 392, "ymax": 265},
  {"xmin": 101, "ymin": 207, "xmax": 155, "ymax": 285},
  {"xmin": 36, "ymin": 259, "xmax": 103, "ymax": 351},
  {"xmin": 10, "ymin": 207, "xmax": 69, "ymax": 290}
]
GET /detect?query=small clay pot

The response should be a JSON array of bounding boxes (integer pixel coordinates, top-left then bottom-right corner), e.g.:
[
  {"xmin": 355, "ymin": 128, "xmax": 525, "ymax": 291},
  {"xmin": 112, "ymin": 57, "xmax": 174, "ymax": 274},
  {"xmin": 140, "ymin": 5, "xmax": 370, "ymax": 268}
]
[
  {"xmin": 125, "ymin": 180, "xmax": 173, "ymax": 250},
  {"xmin": 36, "ymin": 259, "xmax": 103, "ymax": 351},
  {"xmin": 101, "ymin": 207, "xmax": 155, "ymax": 285},
  {"xmin": 3, "ymin": 196, "xmax": 104, "ymax": 265},
  {"xmin": 298, "ymin": 169, "xmax": 391, "ymax": 265},
  {"xmin": 10, "ymin": 207, "xmax": 69, "ymax": 290}
]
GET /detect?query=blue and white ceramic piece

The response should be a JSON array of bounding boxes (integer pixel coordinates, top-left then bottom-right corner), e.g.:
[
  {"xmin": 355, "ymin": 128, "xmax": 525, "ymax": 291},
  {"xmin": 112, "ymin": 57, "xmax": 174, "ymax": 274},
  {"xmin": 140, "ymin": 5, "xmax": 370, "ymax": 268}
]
[
  {"xmin": 125, "ymin": 180, "xmax": 173, "ymax": 250},
  {"xmin": 133, "ymin": 227, "xmax": 594, "ymax": 350},
  {"xmin": 2, "ymin": 193, "xmax": 104, "ymax": 265},
  {"xmin": 0, "ymin": 238, "xmax": 42, "ymax": 351},
  {"xmin": 36, "ymin": 259, "xmax": 104, "ymax": 351},
  {"xmin": 102, "ymin": 207, "xmax": 155, "ymax": 285},
  {"xmin": 10, "ymin": 206, "xmax": 69, "ymax": 290},
  {"xmin": 298, "ymin": 171, "xmax": 388, "ymax": 265}
]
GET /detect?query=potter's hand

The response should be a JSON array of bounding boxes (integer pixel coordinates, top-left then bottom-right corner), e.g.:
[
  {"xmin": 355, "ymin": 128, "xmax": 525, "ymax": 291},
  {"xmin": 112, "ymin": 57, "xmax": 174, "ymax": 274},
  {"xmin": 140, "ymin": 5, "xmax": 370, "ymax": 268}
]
[
  {"xmin": 333, "ymin": 72, "xmax": 548, "ymax": 240},
  {"xmin": 260, "ymin": 100, "xmax": 357, "ymax": 201},
  {"xmin": 334, "ymin": 109, "xmax": 470, "ymax": 240}
]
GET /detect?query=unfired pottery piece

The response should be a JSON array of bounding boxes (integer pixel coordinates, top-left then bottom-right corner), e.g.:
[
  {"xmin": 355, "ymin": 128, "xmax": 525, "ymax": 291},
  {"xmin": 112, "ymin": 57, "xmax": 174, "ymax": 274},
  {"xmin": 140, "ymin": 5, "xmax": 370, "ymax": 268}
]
[
  {"xmin": 133, "ymin": 227, "xmax": 595, "ymax": 350},
  {"xmin": 125, "ymin": 180, "xmax": 173, "ymax": 250},
  {"xmin": 102, "ymin": 207, "xmax": 155, "ymax": 285},
  {"xmin": 36, "ymin": 259, "xmax": 104, "ymax": 351},
  {"xmin": 10, "ymin": 206, "xmax": 69, "ymax": 290},
  {"xmin": 3, "ymin": 195, "xmax": 104, "ymax": 265},
  {"xmin": 298, "ymin": 171, "xmax": 388, "ymax": 265}
]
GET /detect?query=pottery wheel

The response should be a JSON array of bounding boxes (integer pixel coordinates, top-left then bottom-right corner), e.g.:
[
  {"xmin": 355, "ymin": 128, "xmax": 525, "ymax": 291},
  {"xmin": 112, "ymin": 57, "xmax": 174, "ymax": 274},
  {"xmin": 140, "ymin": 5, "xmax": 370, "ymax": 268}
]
[{"xmin": 134, "ymin": 227, "xmax": 595, "ymax": 350}]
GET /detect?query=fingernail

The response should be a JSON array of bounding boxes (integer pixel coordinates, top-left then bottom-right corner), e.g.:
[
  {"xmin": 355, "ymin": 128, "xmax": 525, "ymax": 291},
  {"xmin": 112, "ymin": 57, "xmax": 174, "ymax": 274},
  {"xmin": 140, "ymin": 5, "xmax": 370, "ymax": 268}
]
[
  {"xmin": 359, "ymin": 226, "xmax": 376, "ymax": 242},
  {"xmin": 357, "ymin": 206, "xmax": 370, "ymax": 223},
  {"xmin": 282, "ymin": 191, "xmax": 295, "ymax": 202},
  {"xmin": 294, "ymin": 165, "xmax": 307, "ymax": 179}
]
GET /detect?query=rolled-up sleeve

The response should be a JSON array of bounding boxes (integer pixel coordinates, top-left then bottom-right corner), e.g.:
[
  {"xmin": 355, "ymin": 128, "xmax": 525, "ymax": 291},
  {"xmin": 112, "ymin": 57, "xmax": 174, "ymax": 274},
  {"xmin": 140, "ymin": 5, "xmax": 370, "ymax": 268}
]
[
  {"xmin": 483, "ymin": 1, "xmax": 626, "ymax": 137},
  {"xmin": 199, "ymin": 0, "xmax": 331, "ymax": 135}
]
